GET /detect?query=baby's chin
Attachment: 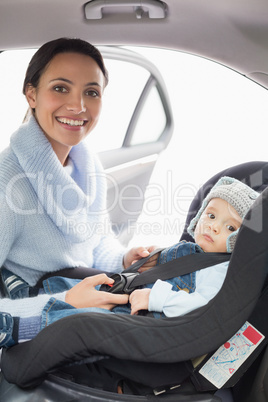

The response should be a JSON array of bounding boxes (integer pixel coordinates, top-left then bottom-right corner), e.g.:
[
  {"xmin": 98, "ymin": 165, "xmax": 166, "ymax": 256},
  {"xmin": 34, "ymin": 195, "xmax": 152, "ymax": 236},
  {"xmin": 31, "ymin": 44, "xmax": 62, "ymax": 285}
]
[{"xmin": 198, "ymin": 241, "xmax": 226, "ymax": 253}]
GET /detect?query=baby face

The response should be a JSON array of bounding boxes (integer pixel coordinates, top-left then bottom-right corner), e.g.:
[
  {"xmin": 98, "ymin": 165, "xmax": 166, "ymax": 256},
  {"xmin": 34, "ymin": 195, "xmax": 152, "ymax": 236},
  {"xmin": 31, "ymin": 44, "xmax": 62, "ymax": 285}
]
[{"xmin": 194, "ymin": 198, "xmax": 242, "ymax": 252}]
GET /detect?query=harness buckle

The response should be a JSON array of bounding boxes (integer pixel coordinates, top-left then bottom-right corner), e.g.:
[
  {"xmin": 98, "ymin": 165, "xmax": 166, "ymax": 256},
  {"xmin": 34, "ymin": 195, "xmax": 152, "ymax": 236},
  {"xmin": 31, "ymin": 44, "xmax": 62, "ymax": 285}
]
[{"xmin": 99, "ymin": 272, "xmax": 140, "ymax": 294}]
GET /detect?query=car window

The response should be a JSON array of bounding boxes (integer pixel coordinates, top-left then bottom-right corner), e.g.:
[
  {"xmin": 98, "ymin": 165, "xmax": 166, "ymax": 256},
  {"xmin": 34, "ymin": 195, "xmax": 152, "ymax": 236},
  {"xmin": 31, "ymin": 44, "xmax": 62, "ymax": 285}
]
[{"xmin": 124, "ymin": 47, "xmax": 268, "ymax": 247}]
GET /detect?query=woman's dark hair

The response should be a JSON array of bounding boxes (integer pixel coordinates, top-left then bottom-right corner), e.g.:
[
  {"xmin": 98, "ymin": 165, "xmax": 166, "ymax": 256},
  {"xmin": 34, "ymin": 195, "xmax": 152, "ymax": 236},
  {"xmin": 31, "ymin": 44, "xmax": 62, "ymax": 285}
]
[{"xmin": 23, "ymin": 37, "xmax": 109, "ymax": 94}]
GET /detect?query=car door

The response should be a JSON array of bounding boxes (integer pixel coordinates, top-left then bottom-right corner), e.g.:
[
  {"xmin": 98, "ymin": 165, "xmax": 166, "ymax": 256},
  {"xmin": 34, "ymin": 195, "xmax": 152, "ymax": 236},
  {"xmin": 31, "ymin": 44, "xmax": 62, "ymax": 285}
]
[{"xmin": 88, "ymin": 46, "xmax": 174, "ymax": 245}]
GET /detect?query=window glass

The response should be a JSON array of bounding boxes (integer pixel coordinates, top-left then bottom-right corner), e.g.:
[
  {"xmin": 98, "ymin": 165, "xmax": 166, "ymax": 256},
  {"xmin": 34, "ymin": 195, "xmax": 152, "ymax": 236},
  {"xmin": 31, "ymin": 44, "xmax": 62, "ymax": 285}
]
[{"xmin": 127, "ymin": 47, "xmax": 268, "ymax": 247}]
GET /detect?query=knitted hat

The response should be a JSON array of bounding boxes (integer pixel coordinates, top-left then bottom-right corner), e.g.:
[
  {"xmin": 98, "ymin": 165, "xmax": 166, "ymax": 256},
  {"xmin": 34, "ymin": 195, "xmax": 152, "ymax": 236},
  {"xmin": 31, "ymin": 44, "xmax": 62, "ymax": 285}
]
[{"xmin": 187, "ymin": 176, "xmax": 259, "ymax": 252}]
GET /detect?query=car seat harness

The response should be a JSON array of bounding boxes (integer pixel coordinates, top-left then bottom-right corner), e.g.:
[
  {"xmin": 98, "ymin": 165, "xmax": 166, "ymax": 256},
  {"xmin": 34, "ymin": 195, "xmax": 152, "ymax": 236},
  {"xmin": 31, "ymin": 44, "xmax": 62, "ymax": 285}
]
[{"xmin": 100, "ymin": 249, "xmax": 231, "ymax": 294}]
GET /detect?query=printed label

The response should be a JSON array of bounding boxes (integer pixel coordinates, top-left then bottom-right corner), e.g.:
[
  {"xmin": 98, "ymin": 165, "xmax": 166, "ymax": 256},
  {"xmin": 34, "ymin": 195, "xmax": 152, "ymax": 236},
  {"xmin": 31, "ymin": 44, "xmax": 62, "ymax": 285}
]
[{"xmin": 199, "ymin": 321, "xmax": 265, "ymax": 388}]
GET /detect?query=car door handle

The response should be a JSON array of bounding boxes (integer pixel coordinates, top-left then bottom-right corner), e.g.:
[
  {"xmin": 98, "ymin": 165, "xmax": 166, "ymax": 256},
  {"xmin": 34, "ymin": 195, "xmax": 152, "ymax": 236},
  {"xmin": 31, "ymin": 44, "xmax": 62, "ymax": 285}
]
[{"xmin": 84, "ymin": 0, "xmax": 167, "ymax": 19}]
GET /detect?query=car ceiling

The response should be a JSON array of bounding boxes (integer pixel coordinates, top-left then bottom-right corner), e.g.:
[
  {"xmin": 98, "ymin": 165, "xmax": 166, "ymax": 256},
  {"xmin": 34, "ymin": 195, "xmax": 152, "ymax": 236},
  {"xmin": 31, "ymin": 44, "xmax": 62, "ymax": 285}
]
[{"xmin": 1, "ymin": 0, "xmax": 268, "ymax": 88}]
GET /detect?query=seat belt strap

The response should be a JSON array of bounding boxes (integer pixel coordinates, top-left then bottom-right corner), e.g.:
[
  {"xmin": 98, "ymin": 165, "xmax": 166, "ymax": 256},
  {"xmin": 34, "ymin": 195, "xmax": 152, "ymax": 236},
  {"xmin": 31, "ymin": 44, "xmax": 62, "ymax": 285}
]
[
  {"xmin": 124, "ymin": 248, "xmax": 165, "ymax": 274},
  {"xmin": 127, "ymin": 252, "xmax": 231, "ymax": 289}
]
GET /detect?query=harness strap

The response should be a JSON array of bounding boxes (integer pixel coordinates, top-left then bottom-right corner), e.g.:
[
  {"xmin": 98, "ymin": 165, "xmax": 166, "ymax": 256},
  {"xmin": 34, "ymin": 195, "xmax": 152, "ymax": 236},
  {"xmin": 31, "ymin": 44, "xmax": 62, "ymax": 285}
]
[
  {"xmin": 124, "ymin": 248, "xmax": 165, "ymax": 273},
  {"xmin": 129, "ymin": 252, "xmax": 231, "ymax": 288},
  {"xmin": 100, "ymin": 251, "xmax": 231, "ymax": 294}
]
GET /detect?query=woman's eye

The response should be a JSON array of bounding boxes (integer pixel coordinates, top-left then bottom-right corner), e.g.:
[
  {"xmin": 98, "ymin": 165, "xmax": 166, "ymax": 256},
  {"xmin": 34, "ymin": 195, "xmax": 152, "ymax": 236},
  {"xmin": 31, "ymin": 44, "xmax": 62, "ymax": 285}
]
[
  {"xmin": 54, "ymin": 86, "xmax": 68, "ymax": 93},
  {"xmin": 227, "ymin": 225, "xmax": 236, "ymax": 232},
  {"xmin": 86, "ymin": 89, "xmax": 99, "ymax": 97},
  {"xmin": 208, "ymin": 213, "xmax": 215, "ymax": 219}
]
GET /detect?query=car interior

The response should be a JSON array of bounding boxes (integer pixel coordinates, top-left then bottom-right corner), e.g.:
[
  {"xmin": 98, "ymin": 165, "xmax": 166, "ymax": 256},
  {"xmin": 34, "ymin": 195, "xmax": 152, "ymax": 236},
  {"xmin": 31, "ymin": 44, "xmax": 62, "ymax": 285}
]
[{"xmin": 0, "ymin": 1, "xmax": 268, "ymax": 401}]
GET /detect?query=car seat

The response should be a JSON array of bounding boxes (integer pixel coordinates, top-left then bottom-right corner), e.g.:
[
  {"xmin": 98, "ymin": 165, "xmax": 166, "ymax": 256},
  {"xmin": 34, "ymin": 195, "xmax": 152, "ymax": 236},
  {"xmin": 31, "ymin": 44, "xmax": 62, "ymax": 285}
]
[{"xmin": 0, "ymin": 161, "xmax": 267, "ymax": 402}]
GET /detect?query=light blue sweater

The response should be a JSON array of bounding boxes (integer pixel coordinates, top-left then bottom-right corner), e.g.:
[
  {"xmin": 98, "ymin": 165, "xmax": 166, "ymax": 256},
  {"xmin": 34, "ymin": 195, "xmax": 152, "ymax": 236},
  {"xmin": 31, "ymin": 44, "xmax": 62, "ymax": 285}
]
[{"xmin": 0, "ymin": 116, "xmax": 125, "ymax": 288}]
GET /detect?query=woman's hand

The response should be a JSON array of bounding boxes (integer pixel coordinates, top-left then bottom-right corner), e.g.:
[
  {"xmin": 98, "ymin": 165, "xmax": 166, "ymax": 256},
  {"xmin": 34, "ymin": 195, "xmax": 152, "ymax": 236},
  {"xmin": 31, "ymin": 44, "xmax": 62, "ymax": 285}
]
[
  {"xmin": 123, "ymin": 245, "xmax": 159, "ymax": 271},
  {"xmin": 129, "ymin": 288, "xmax": 151, "ymax": 315},
  {"xmin": 65, "ymin": 274, "xmax": 129, "ymax": 310}
]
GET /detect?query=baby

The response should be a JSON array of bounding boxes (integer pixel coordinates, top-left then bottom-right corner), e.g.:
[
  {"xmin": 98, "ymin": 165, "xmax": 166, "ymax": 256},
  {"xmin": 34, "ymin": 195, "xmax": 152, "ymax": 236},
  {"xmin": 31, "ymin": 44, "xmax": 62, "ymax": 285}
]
[{"xmin": 125, "ymin": 176, "xmax": 259, "ymax": 316}]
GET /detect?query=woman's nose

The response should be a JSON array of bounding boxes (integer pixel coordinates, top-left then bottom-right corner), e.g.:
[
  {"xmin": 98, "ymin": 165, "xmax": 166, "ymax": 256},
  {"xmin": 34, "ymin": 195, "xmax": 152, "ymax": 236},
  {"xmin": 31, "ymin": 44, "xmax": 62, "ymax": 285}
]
[{"xmin": 66, "ymin": 95, "xmax": 86, "ymax": 114}]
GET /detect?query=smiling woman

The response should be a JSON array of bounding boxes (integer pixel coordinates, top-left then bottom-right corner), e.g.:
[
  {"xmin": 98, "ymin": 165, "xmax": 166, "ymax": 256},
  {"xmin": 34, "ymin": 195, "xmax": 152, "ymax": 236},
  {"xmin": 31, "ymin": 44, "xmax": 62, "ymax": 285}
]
[
  {"xmin": 24, "ymin": 52, "xmax": 105, "ymax": 165},
  {"xmin": 0, "ymin": 38, "xmax": 158, "ymax": 349},
  {"xmin": 0, "ymin": 39, "xmax": 120, "ymax": 276},
  {"xmin": 22, "ymin": 38, "xmax": 108, "ymax": 164}
]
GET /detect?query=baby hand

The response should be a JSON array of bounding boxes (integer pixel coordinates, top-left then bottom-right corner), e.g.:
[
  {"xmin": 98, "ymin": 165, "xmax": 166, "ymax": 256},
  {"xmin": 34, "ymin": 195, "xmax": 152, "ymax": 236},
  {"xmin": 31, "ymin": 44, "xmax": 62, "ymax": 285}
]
[{"xmin": 129, "ymin": 288, "xmax": 151, "ymax": 315}]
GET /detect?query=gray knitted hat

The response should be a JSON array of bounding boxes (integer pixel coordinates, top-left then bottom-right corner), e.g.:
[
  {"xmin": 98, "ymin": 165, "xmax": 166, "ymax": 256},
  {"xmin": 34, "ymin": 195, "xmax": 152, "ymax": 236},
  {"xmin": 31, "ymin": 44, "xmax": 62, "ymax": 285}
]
[{"xmin": 187, "ymin": 176, "xmax": 259, "ymax": 252}]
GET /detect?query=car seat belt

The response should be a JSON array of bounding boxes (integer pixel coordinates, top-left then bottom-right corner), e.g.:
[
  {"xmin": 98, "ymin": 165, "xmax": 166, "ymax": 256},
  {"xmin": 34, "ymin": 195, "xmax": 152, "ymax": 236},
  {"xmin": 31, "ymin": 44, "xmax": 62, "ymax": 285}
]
[
  {"xmin": 100, "ymin": 250, "xmax": 230, "ymax": 293},
  {"xmin": 129, "ymin": 251, "xmax": 230, "ymax": 287}
]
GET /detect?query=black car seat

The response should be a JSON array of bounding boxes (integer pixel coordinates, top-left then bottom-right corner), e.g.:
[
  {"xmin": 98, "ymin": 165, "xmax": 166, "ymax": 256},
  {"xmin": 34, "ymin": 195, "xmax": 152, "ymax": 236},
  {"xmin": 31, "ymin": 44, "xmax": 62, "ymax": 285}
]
[{"xmin": 0, "ymin": 161, "xmax": 267, "ymax": 402}]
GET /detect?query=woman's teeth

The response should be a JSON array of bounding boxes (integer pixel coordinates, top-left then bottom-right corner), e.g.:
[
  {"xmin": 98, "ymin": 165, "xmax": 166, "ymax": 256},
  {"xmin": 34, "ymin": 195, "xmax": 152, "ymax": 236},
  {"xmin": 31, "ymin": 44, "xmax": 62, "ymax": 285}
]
[{"xmin": 57, "ymin": 118, "xmax": 85, "ymax": 126}]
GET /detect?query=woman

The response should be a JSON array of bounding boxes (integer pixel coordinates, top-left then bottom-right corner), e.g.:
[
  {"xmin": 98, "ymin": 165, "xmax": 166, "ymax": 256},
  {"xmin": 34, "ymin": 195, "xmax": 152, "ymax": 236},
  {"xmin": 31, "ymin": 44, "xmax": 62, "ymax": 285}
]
[{"xmin": 0, "ymin": 38, "xmax": 155, "ymax": 346}]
